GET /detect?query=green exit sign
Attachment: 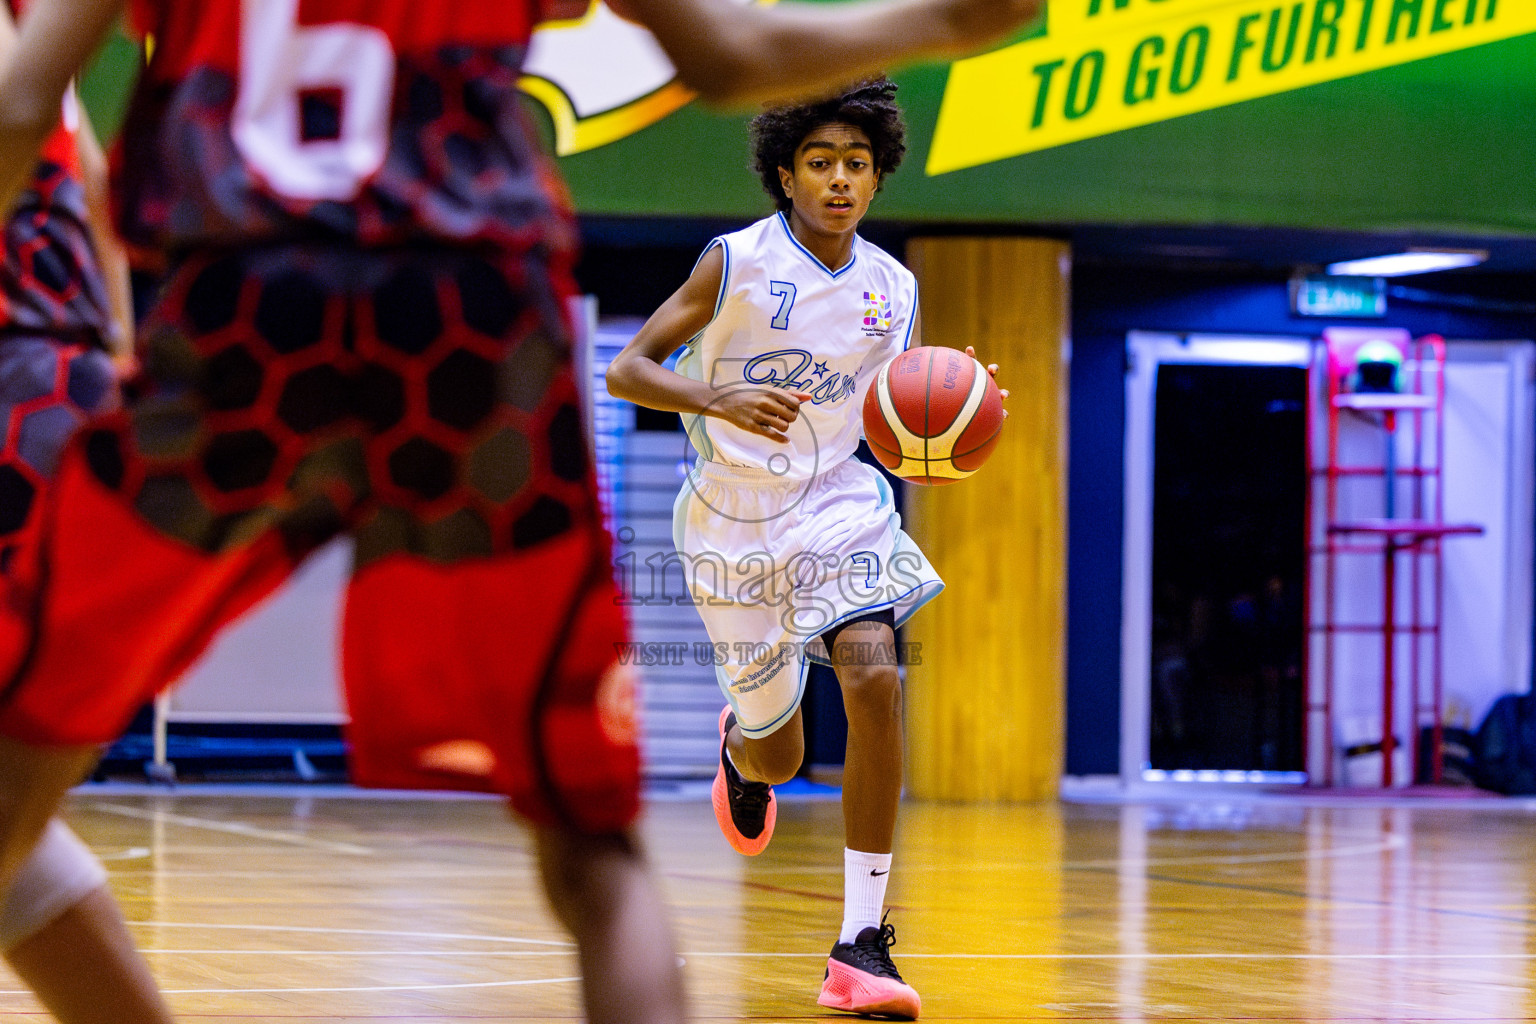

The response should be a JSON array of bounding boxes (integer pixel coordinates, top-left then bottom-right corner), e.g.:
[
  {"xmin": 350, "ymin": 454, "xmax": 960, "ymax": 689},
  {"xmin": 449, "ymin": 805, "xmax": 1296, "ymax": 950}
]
[{"xmin": 1291, "ymin": 274, "xmax": 1386, "ymax": 318}]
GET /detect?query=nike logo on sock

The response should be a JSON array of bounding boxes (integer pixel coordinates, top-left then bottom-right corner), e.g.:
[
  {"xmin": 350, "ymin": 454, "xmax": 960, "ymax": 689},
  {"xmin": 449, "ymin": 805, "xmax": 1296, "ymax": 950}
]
[{"xmin": 869, "ymin": 868, "xmax": 889, "ymax": 876}]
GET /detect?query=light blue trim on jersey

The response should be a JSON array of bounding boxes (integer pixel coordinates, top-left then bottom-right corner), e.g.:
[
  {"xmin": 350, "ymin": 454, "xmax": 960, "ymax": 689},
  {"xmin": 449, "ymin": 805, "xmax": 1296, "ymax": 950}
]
[
  {"xmin": 690, "ymin": 236, "xmax": 730, "ymax": 321},
  {"xmin": 671, "ymin": 472, "xmax": 692, "ymax": 564},
  {"xmin": 677, "ymin": 237, "xmax": 731, "ymax": 462},
  {"xmin": 676, "ymin": 360, "xmax": 715, "ymax": 463},
  {"xmin": 867, "ymin": 465, "xmax": 904, "ymax": 540},
  {"xmin": 901, "ymin": 294, "xmax": 919, "ymax": 351},
  {"xmin": 872, "ymin": 465, "xmax": 894, "ymax": 510},
  {"xmin": 775, "ymin": 211, "xmax": 858, "ymax": 280}
]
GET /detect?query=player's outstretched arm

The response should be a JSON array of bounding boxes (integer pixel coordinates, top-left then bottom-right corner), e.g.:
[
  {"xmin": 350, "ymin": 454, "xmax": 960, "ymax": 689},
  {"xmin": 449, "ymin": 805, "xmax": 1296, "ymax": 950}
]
[
  {"xmin": 606, "ymin": 246, "xmax": 808, "ymax": 444},
  {"xmin": 0, "ymin": 0, "xmax": 125, "ymax": 218},
  {"xmin": 621, "ymin": 0, "xmax": 1045, "ymax": 107}
]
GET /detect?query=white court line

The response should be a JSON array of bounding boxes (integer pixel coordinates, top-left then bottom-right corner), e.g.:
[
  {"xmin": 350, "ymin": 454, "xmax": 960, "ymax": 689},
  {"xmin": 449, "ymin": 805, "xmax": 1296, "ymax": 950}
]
[
  {"xmin": 151, "ymin": 975, "xmax": 580, "ymax": 994},
  {"xmin": 120, "ymin": 925, "xmax": 1527, "ymax": 962},
  {"xmin": 93, "ymin": 835, "xmax": 1409, "ymax": 879},
  {"xmin": 1063, "ymin": 834, "xmax": 1408, "ymax": 869},
  {"xmin": 76, "ymin": 781, "xmax": 502, "ymax": 801},
  {"xmin": 113, "ymin": 951, "xmax": 1536, "ymax": 957},
  {"xmin": 677, "ymin": 951, "xmax": 1536, "ymax": 960},
  {"xmin": 63, "ymin": 921, "xmax": 583, "ymax": 996},
  {"xmin": 137, "ymin": 949, "xmax": 574, "ymax": 955},
  {"xmin": 133, "ymin": 921, "xmax": 574, "ymax": 947},
  {"xmin": 106, "ymin": 871, "xmax": 529, "ymax": 880},
  {"xmin": 98, "ymin": 846, "xmax": 151, "ymax": 861},
  {"xmin": 120, "ymin": 949, "xmax": 1536, "ymax": 961},
  {"xmin": 0, "ymin": 977, "xmax": 580, "ymax": 996},
  {"xmin": 86, "ymin": 803, "xmax": 374, "ymax": 855},
  {"xmin": 96, "ymin": 844, "xmax": 410, "ymax": 857},
  {"xmin": 653, "ymin": 834, "xmax": 1411, "ymax": 877},
  {"xmin": 15, "ymin": 917, "xmax": 1516, "ymax": 1000},
  {"xmin": 91, "ymin": 946, "xmax": 1536, "ymax": 963}
]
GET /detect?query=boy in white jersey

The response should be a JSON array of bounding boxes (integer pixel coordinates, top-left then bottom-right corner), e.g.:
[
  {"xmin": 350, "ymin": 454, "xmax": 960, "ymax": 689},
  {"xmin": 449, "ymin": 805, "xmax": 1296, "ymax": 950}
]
[{"xmin": 607, "ymin": 80, "xmax": 1003, "ymax": 1020}]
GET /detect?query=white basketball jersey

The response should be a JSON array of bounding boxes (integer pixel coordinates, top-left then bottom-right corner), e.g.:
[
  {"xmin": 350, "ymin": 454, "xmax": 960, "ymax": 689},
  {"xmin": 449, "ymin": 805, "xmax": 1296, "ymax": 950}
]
[{"xmin": 675, "ymin": 213, "xmax": 917, "ymax": 480}]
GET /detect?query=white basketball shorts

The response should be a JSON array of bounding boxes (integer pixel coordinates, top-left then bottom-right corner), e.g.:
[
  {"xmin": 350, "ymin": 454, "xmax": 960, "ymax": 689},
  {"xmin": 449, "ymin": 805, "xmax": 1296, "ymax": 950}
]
[{"xmin": 672, "ymin": 456, "xmax": 943, "ymax": 738}]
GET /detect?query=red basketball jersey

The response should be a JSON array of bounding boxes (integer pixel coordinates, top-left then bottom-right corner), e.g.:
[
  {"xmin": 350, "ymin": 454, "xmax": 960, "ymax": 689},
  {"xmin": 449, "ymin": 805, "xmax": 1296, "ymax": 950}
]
[
  {"xmin": 116, "ymin": 0, "xmax": 576, "ymax": 253},
  {"xmin": 0, "ymin": 0, "xmax": 112, "ymax": 339}
]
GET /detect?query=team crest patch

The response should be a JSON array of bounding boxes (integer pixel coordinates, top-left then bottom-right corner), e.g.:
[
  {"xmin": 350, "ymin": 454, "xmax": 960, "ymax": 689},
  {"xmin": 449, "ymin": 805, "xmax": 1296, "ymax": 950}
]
[{"xmin": 862, "ymin": 291, "xmax": 893, "ymax": 334}]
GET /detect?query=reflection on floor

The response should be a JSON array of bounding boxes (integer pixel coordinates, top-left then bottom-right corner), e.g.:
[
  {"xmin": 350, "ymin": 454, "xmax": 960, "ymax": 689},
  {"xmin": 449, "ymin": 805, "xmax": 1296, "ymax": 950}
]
[{"xmin": 0, "ymin": 781, "xmax": 1529, "ymax": 1022}]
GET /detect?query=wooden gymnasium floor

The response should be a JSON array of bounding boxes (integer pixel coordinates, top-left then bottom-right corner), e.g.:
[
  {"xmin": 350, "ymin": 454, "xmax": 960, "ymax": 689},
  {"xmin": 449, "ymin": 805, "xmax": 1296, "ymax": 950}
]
[{"xmin": 1, "ymin": 781, "xmax": 1533, "ymax": 1022}]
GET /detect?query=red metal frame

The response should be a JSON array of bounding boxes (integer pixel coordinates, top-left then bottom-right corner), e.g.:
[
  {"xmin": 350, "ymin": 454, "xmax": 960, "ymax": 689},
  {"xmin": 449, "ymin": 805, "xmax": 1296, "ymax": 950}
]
[{"xmin": 1304, "ymin": 331, "xmax": 1482, "ymax": 787}]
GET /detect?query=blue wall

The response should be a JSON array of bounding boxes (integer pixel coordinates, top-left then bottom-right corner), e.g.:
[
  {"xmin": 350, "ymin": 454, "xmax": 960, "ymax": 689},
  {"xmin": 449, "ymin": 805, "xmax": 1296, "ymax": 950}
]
[{"xmin": 1065, "ymin": 267, "xmax": 1536, "ymax": 775}]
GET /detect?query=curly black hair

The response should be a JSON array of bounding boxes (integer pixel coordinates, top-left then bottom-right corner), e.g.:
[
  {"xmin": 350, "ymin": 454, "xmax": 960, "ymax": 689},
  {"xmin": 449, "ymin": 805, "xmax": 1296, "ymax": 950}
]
[{"xmin": 749, "ymin": 78, "xmax": 907, "ymax": 213}]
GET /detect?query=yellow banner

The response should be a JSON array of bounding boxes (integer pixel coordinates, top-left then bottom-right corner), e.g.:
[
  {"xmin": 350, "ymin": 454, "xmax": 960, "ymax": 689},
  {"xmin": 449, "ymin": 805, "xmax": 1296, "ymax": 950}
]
[{"xmin": 929, "ymin": 0, "xmax": 1536, "ymax": 174}]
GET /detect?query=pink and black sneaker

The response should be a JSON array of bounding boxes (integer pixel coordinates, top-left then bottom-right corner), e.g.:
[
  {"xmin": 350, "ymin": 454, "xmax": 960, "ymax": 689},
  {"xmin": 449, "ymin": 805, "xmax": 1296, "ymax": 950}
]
[
  {"xmin": 711, "ymin": 707, "xmax": 776, "ymax": 855},
  {"xmin": 817, "ymin": 913, "xmax": 921, "ymax": 1019}
]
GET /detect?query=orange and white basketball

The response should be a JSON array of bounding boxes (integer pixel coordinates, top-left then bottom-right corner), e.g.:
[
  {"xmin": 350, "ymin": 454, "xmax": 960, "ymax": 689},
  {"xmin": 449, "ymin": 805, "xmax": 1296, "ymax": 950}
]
[{"xmin": 861, "ymin": 346, "xmax": 1005, "ymax": 485}]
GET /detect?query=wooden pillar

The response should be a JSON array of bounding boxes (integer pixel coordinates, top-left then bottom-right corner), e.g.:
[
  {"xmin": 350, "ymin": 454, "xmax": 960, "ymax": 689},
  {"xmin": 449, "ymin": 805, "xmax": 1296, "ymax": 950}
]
[{"xmin": 903, "ymin": 238, "xmax": 1069, "ymax": 801}]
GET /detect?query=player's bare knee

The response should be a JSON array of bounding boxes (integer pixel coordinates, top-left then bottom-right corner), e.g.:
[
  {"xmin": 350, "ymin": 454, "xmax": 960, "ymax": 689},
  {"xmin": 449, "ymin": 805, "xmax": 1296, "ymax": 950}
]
[
  {"xmin": 755, "ymin": 759, "xmax": 801, "ymax": 786},
  {"xmin": 537, "ymin": 856, "xmax": 590, "ymax": 927},
  {"xmin": 742, "ymin": 731, "xmax": 802, "ymax": 785},
  {"xmin": 837, "ymin": 663, "xmax": 903, "ymax": 726},
  {"xmin": 536, "ymin": 829, "xmax": 637, "ymax": 929}
]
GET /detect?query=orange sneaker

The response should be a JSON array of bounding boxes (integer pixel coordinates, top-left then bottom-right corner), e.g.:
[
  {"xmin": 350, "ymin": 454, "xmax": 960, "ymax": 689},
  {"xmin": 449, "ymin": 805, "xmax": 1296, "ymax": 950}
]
[
  {"xmin": 817, "ymin": 914, "xmax": 921, "ymax": 1019},
  {"xmin": 711, "ymin": 707, "xmax": 776, "ymax": 855}
]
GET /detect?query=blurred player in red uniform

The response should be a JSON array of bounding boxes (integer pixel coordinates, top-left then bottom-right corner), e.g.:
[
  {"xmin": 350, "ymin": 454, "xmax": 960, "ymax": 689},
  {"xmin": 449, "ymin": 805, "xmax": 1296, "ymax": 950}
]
[
  {"xmin": 0, "ymin": 0, "xmax": 1043, "ymax": 1021},
  {"xmin": 0, "ymin": 3, "xmax": 169, "ymax": 1020}
]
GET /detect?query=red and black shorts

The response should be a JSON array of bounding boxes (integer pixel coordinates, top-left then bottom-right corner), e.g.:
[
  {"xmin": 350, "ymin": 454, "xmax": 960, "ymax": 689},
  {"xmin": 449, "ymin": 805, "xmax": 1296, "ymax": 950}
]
[
  {"xmin": 0, "ymin": 334, "xmax": 117, "ymax": 570},
  {"xmin": 0, "ymin": 245, "xmax": 640, "ymax": 835}
]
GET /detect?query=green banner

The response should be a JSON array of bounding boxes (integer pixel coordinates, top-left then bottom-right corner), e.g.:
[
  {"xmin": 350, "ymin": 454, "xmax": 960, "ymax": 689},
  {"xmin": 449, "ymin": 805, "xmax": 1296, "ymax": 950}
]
[
  {"xmin": 552, "ymin": 18, "xmax": 1536, "ymax": 237},
  {"xmin": 76, "ymin": 7, "xmax": 1536, "ymax": 237},
  {"xmin": 930, "ymin": 0, "xmax": 1533, "ymax": 173}
]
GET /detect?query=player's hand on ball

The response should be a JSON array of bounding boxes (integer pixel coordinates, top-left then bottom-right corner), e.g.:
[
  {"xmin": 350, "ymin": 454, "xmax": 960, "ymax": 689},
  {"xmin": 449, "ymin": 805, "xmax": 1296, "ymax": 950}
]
[
  {"xmin": 965, "ymin": 346, "xmax": 1009, "ymax": 417},
  {"xmin": 716, "ymin": 388, "xmax": 810, "ymax": 443}
]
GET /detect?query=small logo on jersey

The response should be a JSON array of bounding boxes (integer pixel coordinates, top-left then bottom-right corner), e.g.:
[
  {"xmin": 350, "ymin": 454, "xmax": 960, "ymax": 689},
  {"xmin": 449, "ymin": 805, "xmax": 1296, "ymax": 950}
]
[{"xmin": 862, "ymin": 291, "xmax": 893, "ymax": 335}]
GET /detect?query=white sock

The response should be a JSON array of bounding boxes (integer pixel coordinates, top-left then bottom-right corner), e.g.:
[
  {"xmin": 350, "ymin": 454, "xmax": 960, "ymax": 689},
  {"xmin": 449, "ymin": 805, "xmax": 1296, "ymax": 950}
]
[{"xmin": 840, "ymin": 848, "xmax": 891, "ymax": 944}]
